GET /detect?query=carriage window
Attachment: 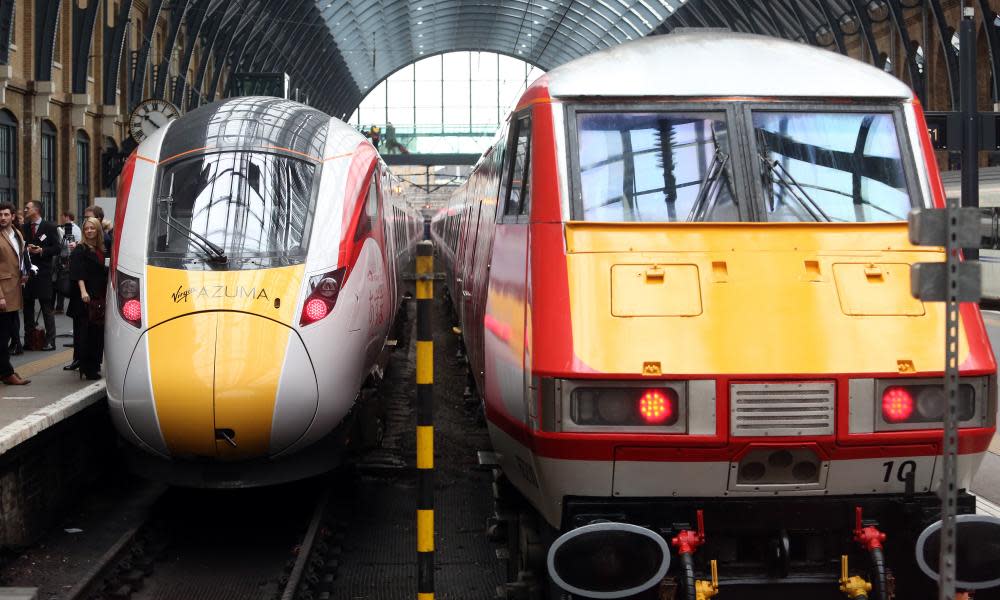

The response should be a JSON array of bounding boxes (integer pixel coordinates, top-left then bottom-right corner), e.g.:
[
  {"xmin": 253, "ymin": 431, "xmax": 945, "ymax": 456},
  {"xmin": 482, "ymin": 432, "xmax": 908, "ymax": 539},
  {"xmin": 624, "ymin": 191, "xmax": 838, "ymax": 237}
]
[
  {"xmin": 503, "ymin": 116, "xmax": 531, "ymax": 218},
  {"xmin": 575, "ymin": 111, "xmax": 737, "ymax": 222},
  {"xmin": 752, "ymin": 111, "xmax": 912, "ymax": 222},
  {"xmin": 149, "ymin": 151, "xmax": 316, "ymax": 269}
]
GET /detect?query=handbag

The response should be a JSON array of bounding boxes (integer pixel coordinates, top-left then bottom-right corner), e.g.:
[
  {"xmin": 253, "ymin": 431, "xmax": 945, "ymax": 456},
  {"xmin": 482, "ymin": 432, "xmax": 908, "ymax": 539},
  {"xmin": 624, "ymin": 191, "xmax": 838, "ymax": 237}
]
[
  {"xmin": 56, "ymin": 266, "xmax": 71, "ymax": 296},
  {"xmin": 25, "ymin": 327, "xmax": 45, "ymax": 351},
  {"xmin": 87, "ymin": 297, "xmax": 106, "ymax": 326}
]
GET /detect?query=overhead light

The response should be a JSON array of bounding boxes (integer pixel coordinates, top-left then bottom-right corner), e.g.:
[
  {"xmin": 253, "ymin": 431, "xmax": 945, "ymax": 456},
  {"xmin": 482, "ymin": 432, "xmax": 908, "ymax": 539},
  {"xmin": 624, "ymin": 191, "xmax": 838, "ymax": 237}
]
[
  {"xmin": 533, "ymin": 20, "xmax": 539, "ymax": 24},
  {"xmin": 418, "ymin": 34, "xmax": 423, "ymax": 37},
  {"xmin": 417, "ymin": 20, "xmax": 423, "ymax": 24},
  {"xmin": 417, "ymin": 5, "xmax": 422, "ymax": 9}
]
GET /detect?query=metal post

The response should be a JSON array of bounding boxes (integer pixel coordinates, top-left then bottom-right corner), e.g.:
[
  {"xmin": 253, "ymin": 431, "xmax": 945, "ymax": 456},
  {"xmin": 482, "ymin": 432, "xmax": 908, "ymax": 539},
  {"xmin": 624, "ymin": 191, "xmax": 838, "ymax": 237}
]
[
  {"xmin": 415, "ymin": 240, "xmax": 435, "ymax": 600},
  {"xmin": 961, "ymin": 5, "xmax": 979, "ymax": 259},
  {"xmin": 938, "ymin": 11, "xmax": 972, "ymax": 599}
]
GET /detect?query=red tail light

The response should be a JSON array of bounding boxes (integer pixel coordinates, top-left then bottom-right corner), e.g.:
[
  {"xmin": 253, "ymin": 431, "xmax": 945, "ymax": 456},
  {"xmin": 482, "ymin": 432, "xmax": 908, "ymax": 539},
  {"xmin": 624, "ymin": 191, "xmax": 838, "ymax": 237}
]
[
  {"xmin": 638, "ymin": 389, "xmax": 674, "ymax": 424},
  {"xmin": 299, "ymin": 268, "xmax": 346, "ymax": 326},
  {"xmin": 116, "ymin": 270, "xmax": 142, "ymax": 328},
  {"xmin": 882, "ymin": 386, "xmax": 914, "ymax": 423}
]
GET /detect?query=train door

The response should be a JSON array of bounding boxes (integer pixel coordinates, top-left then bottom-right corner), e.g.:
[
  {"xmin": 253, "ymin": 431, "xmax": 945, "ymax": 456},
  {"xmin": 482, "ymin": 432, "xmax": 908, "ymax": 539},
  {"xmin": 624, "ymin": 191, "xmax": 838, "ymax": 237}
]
[{"xmin": 484, "ymin": 112, "xmax": 531, "ymax": 424}]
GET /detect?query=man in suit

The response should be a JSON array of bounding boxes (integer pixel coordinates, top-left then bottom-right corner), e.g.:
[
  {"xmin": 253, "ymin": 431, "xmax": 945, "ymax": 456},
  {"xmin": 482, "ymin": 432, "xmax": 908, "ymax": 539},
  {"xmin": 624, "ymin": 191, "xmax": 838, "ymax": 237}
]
[
  {"xmin": 21, "ymin": 201, "xmax": 59, "ymax": 351},
  {"xmin": 0, "ymin": 202, "xmax": 29, "ymax": 384}
]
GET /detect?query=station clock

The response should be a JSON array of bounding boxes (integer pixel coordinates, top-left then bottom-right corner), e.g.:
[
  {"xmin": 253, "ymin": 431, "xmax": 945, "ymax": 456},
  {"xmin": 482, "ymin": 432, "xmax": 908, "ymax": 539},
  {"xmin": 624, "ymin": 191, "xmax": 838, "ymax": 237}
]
[{"xmin": 128, "ymin": 98, "xmax": 181, "ymax": 143}]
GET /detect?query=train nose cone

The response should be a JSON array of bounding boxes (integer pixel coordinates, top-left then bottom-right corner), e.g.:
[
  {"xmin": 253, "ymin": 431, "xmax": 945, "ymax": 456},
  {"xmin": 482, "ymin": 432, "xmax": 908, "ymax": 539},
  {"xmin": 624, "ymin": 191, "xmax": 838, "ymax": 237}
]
[{"xmin": 124, "ymin": 312, "xmax": 318, "ymax": 461}]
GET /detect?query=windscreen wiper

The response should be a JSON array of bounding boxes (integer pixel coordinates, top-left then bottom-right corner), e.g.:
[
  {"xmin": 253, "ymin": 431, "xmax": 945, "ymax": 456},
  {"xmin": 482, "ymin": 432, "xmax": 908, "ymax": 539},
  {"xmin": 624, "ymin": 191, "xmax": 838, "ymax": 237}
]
[
  {"xmin": 758, "ymin": 154, "xmax": 832, "ymax": 222},
  {"xmin": 156, "ymin": 210, "xmax": 228, "ymax": 263},
  {"xmin": 687, "ymin": 149, "xmax": 730, "ymax": 222},
  {"xmin": 158, "ymin": 172, "xmax": 227, "ymax": 263}
]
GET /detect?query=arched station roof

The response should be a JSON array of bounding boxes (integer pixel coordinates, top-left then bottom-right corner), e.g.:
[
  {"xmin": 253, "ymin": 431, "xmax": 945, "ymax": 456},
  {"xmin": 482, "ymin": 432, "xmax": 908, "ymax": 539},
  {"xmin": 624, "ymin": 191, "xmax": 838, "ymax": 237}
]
[
  {"xmin": 0, "ymin": 0, "xmax": 989, "ymax": 123},
  {"xmin": 317, "ymin": 0, "xmax": 968, "ymax": 118}
]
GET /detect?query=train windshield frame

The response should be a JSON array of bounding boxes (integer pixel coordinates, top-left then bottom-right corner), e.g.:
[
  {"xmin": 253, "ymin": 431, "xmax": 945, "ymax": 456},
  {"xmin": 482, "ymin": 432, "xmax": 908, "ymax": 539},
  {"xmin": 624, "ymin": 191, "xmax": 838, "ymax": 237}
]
[
  {"xmin": 566, "ymin": 101, "xmax": 922, "ymax": 223},
  {"xmin": 567, "ymin": 104, "xmax": 747, "ymax": 222},
  {"xmin": 747, "ymin": 104, "xmax": 918, "ymax": 223},
  {"xmin": 147, "ymin": 150, "xmax": 318, "ymax": 270}
]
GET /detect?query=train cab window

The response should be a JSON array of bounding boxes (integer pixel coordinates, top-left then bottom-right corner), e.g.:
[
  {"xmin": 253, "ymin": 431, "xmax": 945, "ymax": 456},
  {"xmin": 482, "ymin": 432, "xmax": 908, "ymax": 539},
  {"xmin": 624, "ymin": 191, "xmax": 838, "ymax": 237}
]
[
  {"xmin": 502, "ymin": 116, "xmax": 531, "ymax": 220},
  {"xmin": 573, "ymin": 111, "xmax": 737, "ymax": 222},
  {"xmin": 751, "ymin": 111, "xmax": 912, "ymax": 222},
  {"xmin": 149, "ymin": 151, "xmax": 317, "ymax": 269}
]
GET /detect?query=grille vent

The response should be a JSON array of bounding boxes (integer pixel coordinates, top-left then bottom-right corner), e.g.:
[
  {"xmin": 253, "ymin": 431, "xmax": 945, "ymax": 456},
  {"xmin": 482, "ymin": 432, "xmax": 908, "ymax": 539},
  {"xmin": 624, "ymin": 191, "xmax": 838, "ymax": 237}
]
[{"xmin": 730, "ymin": 382, "xmax": 835, "ymax": 437}]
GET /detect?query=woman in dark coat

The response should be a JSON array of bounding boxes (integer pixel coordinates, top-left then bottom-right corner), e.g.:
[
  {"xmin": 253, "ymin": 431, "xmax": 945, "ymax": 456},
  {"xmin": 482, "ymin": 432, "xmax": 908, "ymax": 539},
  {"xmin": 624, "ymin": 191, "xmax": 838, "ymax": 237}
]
[{"xmin": 68, "ymin": 217, "xmax": 108, "ymax": 380}]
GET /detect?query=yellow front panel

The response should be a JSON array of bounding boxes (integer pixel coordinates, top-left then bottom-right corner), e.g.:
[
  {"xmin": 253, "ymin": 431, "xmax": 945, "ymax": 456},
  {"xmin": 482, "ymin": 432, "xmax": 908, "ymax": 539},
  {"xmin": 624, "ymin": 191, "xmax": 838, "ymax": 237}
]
[
  {"xmin": 213, "ymin": 312, "xmax": 289, "ymax": 460},
  {"xmin": 144, "ymin": 265, "xmax": 304, "ymax": 460},
  {"xmin": 565, "ymin": 223, "xmax": 968, "ymax": 375},
  {"xmin": 611, "ymin": 264, "xmax": 702, "ymax": 317},
  {"xmin": 147, "ymin": 312, "xmax": 218, "ymax": 457},
  {"xmin": 145, "ymin": 265, "xmax": 305, "ymax": 326},
  {"xmin": 832, "ymin": 263, "xmax": 925, "ymax": 316}
]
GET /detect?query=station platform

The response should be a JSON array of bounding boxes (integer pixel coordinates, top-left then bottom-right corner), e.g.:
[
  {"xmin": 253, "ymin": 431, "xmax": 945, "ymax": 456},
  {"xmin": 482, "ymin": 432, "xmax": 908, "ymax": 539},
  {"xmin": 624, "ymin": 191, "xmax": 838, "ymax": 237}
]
[
  {"xmin": 0, "ymin": 312, "xmax": 112, "ymax": 549},
  {"xmin": 0, "ymin": 313, "xmax": 106, "ymax": 457}
]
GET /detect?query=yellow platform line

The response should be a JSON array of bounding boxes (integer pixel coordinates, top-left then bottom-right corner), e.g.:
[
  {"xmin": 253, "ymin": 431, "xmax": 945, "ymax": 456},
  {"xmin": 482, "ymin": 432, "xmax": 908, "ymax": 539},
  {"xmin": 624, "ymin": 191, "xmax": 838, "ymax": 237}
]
[{"xmin": 15, "ymin": 350, "xmax": 73, "ymax": 378}]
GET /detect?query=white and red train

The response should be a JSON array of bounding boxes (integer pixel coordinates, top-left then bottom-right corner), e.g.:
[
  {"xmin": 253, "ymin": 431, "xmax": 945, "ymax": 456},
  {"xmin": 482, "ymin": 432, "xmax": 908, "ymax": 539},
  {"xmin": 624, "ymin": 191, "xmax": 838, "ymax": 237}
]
[
  {"xmin": 433, "ymin": 32, "xmax": 996, "ymax": 599},
  {"xmin": 105, "ymin": 97, "xmax": 421, "ymax": 487}
]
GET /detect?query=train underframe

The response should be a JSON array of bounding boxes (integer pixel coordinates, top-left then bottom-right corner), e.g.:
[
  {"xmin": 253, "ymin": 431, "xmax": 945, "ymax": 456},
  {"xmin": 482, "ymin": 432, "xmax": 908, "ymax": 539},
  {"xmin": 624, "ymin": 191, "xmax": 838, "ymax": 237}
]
[{"xmin": 491, "ymin": 472, "xmax": 976, "ymax": 599}]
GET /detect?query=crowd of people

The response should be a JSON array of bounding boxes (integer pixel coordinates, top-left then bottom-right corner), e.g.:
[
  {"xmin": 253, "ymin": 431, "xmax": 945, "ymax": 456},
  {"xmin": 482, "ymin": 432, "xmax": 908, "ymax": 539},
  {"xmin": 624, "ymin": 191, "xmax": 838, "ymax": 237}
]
[{"xmin": 0, "ymin": 202, "xmax": 111, "ymax": 385}]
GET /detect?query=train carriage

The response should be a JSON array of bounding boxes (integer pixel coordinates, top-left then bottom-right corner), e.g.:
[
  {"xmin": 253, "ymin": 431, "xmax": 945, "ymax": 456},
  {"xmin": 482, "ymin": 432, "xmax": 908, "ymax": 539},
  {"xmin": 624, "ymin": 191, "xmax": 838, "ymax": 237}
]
[
  {"xmin": 106, "ymin": 97, "xmax": 420, "ymax": 487},
  {"xmin": 433, "ymin": 32, "xmax": 997, "ymax": 599}
]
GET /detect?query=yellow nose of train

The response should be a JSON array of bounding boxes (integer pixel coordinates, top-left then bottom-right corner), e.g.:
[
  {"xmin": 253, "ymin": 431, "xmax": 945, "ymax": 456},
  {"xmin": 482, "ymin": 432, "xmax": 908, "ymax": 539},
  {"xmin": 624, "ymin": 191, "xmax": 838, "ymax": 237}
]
[{"xmin": 128, "ymin": 265, "xmax": 316, "ymax": 461}]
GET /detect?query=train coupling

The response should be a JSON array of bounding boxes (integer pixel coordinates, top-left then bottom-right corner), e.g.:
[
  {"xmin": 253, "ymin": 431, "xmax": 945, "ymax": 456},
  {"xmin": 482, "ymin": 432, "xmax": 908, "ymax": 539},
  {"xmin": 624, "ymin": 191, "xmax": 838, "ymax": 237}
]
[
  {"xmin": 839, "ymin": 555, "xmax": 872, "ymax": 599},
  {"xmin": 695, "ymin": 559, "xmax": 720, "ymax": 600},
  {"xmin": 670, "ymin": 508, "xmax": 706, "ymax": 555}
]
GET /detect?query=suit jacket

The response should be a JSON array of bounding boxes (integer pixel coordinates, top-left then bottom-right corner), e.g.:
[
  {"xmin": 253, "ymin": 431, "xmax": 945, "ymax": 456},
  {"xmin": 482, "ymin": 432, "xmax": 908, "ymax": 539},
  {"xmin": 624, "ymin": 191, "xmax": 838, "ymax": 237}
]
[
  {"xmin": 22, "ymin": 219, "xmax": 60, "ymax": 277},
  {"xmin": 0, "ymin": 228, "xmax": 25, "ymax": 312}
]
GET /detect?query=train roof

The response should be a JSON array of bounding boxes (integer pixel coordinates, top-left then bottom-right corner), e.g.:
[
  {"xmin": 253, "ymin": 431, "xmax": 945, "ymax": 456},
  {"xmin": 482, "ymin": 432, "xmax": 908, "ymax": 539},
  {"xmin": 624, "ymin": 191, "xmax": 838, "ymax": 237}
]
[
  {"xmin": 544, "ymin": 31, "xmax": 913, "ymax": 101},
  {"xmin": 159, "ymin": 96, "xmax": 332, "ymax": 162}
]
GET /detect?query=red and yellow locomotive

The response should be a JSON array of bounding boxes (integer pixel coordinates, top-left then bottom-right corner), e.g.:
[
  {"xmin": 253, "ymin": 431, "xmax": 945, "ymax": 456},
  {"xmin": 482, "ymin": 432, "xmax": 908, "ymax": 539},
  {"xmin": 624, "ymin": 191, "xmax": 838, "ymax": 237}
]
[{"xmin": 433, "ymin": 32, "xmax": 996, "ymax": 599}]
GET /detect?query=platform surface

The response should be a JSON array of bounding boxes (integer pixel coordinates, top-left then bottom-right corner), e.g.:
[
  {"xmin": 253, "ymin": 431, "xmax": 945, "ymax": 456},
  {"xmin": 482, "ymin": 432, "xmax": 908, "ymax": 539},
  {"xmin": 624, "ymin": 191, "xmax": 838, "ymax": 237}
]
[{"xmin": 0, "ymin": 312, "xmax": 106, "ymax": 457}]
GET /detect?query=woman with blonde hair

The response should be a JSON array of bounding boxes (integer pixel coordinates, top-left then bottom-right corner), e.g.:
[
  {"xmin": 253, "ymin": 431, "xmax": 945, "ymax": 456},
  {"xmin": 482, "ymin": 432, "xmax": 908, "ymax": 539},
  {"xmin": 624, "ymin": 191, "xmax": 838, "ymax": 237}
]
[{"xmin": 67, "ymin": 217, "xmax": 107, "ymax": 380}]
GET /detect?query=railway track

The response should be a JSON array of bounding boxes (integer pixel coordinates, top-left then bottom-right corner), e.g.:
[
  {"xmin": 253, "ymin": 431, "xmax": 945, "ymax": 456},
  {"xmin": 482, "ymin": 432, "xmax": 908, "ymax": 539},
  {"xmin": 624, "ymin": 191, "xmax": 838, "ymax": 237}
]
[{"xmin": 65, "ymin": 474, "xmax": 352, "ymax": 600}]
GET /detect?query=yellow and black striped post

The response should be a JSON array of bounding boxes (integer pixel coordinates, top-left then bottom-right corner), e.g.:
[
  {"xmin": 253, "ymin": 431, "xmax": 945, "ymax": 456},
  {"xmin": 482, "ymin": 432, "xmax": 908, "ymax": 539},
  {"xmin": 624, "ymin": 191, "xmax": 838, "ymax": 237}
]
[{"xmin": 415, "ymin": 240, "xmax": 434, "ymax": 600}]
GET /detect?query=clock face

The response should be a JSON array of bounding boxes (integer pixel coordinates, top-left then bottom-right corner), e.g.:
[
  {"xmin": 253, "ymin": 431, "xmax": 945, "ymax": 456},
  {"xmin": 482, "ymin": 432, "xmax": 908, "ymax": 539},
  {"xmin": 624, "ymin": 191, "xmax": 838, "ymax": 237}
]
[{"xmin": 129, "ymin": 99, "xmax": 181, "ymax": 143}]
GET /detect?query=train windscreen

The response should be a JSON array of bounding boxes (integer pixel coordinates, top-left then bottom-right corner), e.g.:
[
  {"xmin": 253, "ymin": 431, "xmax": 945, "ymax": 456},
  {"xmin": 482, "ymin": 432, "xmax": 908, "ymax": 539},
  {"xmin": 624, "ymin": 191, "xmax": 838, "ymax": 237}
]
[
  {"xmin": 575, "ymin": 111, "xmax": 738, "ymax": 222},
  {"xmin": 149, "ymin": 151, "xmax": 316, "ymax": 269},
  {"xmin": 752, "ymin": 111, "xmax": 911, "ymax": 222}
]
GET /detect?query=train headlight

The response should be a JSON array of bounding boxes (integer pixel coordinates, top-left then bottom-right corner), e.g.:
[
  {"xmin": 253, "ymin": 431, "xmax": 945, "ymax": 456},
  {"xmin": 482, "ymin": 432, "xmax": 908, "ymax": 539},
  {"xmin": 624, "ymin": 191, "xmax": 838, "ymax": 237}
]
[
  {"xmin": 300, "ymin": 268, "xmax": 346, "ymax": 326},
  {"xmin": 881, "ymin": 387, "xmax": 914, "ymax": 423},
  {"xmin": 569, "ymin": 386, "xmax": 682, "ymax": 430},
  {"xmin": 121, "ymin": 299, "xmax": 142, "ymax": 322},
  {"xmin": 316, "ymin": 277, "xmax": 339, "ymax": 298},
  {"xmin": 119, "ymin": 278, "xmax": 139, "ymax": 299},
  {"xmin": 115, "ymin": 270, "xmax": 142, "ymax": 328},
  {"xmin": 873, "ymin": 379, "xmax": 983, "ymax": 431}
]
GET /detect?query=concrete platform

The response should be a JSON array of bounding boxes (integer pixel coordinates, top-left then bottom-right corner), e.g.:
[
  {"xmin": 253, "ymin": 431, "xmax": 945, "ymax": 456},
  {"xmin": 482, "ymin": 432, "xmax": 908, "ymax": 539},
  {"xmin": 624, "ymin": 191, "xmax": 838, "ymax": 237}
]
[
  {"xmin": 0, "ymin": 311, "xmax": 107, "ymax": 457},
  {"xmin": 0, "ymin": 313, "xmax": 113, "ymax": 548}
]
